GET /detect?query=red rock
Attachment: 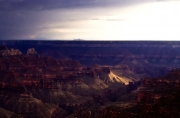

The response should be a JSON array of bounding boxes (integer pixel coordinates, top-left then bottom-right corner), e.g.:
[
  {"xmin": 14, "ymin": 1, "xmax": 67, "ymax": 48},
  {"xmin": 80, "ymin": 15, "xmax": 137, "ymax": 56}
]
[{"xmin": 0, "ymin": 48, "xmax": 111, "ymax": 90}]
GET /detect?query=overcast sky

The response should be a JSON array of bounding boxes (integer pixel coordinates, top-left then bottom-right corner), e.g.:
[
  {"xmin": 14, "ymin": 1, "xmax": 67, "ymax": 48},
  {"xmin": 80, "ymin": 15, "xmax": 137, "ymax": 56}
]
[{"xmin": 0, "ymin": 0, "xmax": 180, "ymax": 40}]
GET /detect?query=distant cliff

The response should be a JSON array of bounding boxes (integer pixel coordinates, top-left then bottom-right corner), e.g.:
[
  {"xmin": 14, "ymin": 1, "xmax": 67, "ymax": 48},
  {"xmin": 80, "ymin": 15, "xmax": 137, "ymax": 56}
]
[{"xmin": 1, "ymin": 41, "xmax": 180, "ymax": 67}]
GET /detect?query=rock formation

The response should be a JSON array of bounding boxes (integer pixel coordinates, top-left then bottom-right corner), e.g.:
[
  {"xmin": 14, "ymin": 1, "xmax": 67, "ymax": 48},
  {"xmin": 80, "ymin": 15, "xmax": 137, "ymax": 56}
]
[
  {"xmin": 0, "ymin": 46, "xmax": 139, "ymax": 118},
  {"xmin": 27, "ymin": 48, "xmax": 37, "ymax": 55},
  {"xmin": 70, "ymin": 68, "xmax": 180, "ymax": 118},
  {"xmin": 0, "ymin": 45, "xmax": 22, "ymax": 56},
  {"xmin": 0, "ymin": 42, "xmax": 178, "ymax": 118}
]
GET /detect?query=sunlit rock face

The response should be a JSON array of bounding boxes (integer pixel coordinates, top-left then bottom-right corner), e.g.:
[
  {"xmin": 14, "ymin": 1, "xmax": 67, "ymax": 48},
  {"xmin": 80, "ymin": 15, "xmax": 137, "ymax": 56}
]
[
  {"xmin": 0, "ymin": 41, "xmax": 178, "ymax": 118},
  {"xmin": 0, "ymin": 47, "xmax": 136, "ymax": 91},
  {"xmin": 27, "ymin": 48, "xmax": 37, "ymax": 55},
  {"xmin": 0, "ymin": 47, "xmax": 136, "ymax": 118},
  {"xmin": 69, "ymin": 68, "xmax": 180, "ymax": 118},
  {"xmin": 0, "ymin": 45, "xmax": 22, "ymax": 56},
  {"xmin": 1, "ymin": 41, "xmax": 174, "ymax": 78}
]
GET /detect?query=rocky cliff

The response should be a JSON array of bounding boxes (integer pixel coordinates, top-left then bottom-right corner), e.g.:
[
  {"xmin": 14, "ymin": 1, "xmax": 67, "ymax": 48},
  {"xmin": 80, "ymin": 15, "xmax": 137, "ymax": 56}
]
[
  {"xmin": 0, "ymin": 47, "xmax": 139, "ymax": 118},
  {"xmin": 69, "ymin": 68, "xmax": 180, "ymax": 118},
  {"xmin": 1, "ymin": 41, "xmax": 176, "ymax": 78},
  {"xmin": 0, "ymin": 45, "xmax": 22, "ymax": 56},
  {"xmin": 0, "ymin": 41, "xmax": 179, "ymax": 118}
]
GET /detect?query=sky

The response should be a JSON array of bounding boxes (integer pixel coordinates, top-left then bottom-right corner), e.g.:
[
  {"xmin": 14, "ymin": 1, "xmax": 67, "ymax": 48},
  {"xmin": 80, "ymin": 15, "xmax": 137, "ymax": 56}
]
[{"xmin": 0, "ymin": 0, "xmax": 180, "ymax": 40}]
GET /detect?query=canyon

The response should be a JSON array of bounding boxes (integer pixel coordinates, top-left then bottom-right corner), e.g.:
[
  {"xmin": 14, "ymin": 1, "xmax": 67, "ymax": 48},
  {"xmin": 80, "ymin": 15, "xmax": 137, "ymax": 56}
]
[
  {"xmin": 0, "ymin": 45, "xmax": 138, "ymax": 118},
  {"xmin": 0, "ymin": 41, "xmax": 180, "ymax": 118},
  {"xmin": 72, "ymin": 68, "xmax": 180, "ymax": 118}
]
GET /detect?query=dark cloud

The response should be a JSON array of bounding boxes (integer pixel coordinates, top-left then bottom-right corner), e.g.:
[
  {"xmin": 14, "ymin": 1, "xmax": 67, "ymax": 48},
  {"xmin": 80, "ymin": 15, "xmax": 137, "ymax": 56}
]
[
  {"xmin": 0, "ymin": 0, "xmax": 107, "ymax": 11},
  {"xmin": 0, "ymin": 0, "xmax": 155, "ymax": 40},
  {"xmin": 0, "ymin": 10, "xmax": 44, "ymax": 39},
  {"xmin": 0, "ymin": 0, "xmax": 129, "ymax": 39},
  {"xmin": 0, "ymin": 0, "xmax": 139, "ymax": 11}
]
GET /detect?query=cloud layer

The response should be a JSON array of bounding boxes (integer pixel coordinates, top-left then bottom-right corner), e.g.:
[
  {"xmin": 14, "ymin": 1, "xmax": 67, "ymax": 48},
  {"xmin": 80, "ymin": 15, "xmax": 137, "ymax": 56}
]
[
  {"xmin": 0, "ymin": 0, "xmax": 141, "ymax": 11},
  {"xmin": 0, "ymin": 0, "xmax": 180, "ymax": 40}
]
